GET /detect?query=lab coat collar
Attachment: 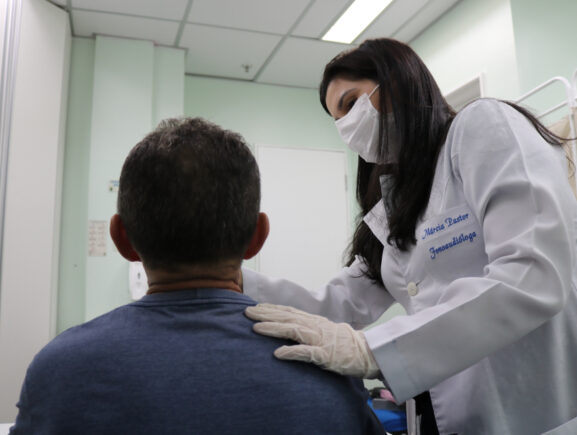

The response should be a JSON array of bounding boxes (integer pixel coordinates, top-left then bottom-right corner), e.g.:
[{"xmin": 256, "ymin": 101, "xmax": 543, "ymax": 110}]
[
  {"xmin": 362, "ymin": 174, "xmax": 393, "ymax": 246},
  {"xmin": 363, "ymin": 199, "xmax": 388, "ymax": 246}
]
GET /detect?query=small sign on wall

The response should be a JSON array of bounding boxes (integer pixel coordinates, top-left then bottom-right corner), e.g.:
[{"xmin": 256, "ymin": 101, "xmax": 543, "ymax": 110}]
[
  {"xmin": 88, "ymin": 220, "xmax": 107, "ymax": 256},
  {"xmin": 109, "ymin": 180, "xmax": 119, "ymax": 192}
]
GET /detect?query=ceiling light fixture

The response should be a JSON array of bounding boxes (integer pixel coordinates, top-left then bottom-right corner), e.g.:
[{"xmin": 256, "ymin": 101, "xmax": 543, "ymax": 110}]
[{"xmin": 322, "ymin": 0, "xmax": 393, "ymax": 44}]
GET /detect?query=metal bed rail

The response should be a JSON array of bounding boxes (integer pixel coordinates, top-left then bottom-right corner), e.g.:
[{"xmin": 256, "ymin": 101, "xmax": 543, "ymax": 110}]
[
  {"xmin": 514, "ymin": 75, "xmax": 577, "ymax": 193},
  {"xmin": 572, "ymin": 68, "xmax": 577, "ymax": 104}
]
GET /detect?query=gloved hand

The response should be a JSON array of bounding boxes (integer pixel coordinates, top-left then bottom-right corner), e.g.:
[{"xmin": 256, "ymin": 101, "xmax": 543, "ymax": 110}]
[{"xmin": 245, "ymin": 303, "xmax": 381, "ymax": 379}]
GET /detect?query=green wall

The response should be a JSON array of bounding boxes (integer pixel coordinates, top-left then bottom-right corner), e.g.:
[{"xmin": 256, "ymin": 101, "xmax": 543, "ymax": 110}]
[
  {"xmin": 185, "ymin": 76, "xmax": 344, "ymax": 151},
  {"xmin": 85, "ymin": 36, "xmax": 155, "ymax": 321},
  {"xmin": 58, "ymin": 36, "xmax": 185, "ymax": 331},
  {"xmin": 58, "ymin": 0, "xmax": 577, "ymax": 332},
  {"xmin": 509, "ymin": 0, "xmax": 577, "ymax": 116},
  {"xmin": 57, "ymin": 38, "xmax": 94, "ymax": 331},
  {"xmin": 411, "ymin": 0, "xmax": 520, "ymax": 100},
  {"xmin": 510, "ymin": 0, "xmax": 577, "ymax": 93},
  {"xmin": 411, "ymin": 0, "xmax": 577, "ymax": 118},
  {"xmin": 57, "ymin": 41, "xmax": 356, "ymax": 332},
  {"xmin": 185, "ymin": 76, "xmax": 359, "ymax": 270}
]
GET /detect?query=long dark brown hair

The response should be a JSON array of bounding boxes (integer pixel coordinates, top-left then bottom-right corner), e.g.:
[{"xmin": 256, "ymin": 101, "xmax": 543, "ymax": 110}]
[{"xmin": 319, "ymin": 38, "xmax": 564, "ymax": 286}]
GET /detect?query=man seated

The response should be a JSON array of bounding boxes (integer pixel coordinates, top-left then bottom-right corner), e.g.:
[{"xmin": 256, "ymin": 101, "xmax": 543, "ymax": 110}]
[{"xmin": 10, "ymin": 118, "xmax": 384, "ymax": 434}]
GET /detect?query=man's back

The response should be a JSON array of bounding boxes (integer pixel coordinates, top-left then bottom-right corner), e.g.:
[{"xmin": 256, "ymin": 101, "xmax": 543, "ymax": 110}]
[{"xmin": 11, "ymin": 289, "xmax": 383, "ymax": 435}]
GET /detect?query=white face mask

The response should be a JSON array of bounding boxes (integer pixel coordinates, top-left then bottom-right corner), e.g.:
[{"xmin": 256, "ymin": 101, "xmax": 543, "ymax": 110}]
[{"xmin": 335, "ymin": 85, "xmax": 383, "ymax": 163}]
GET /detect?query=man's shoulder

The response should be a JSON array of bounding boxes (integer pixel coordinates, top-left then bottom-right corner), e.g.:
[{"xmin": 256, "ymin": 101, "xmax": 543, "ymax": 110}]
[
  {"xmin": 19, "ymin": 302, "xmax": 383, "ymax": 435},
  {"xmin": 31, "ymin": 305, "xmax": 133, "ymax": 367}
]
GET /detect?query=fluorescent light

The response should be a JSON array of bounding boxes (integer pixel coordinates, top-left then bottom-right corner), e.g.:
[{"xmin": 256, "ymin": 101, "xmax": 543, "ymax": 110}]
[{"xmin": 322, "ymin": 0, "xmax": 393, "ymax": 44}]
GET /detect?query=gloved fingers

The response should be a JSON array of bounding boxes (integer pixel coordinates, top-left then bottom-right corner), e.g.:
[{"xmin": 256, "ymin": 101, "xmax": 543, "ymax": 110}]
[
  {"xmin": 274, "ymin": 344, "xmax": 330, "ymax": 368},
  {"xmin": 252, "ymin": 303, "xmax": 313, "ymax": 315},
  {"xmin": 252, "ymin": 322, "xmax": 321, "ymax": 345},
  {"xmin": 276, "ymin": 343, "xmax": 372, "ymax": 378},
  {"xmin": 245, "ymin": 303, "xmax": 325, "ymax": 324},
  {"xmin": 247, "ymin": 304, "xmax": 380, "ymax": 379}
]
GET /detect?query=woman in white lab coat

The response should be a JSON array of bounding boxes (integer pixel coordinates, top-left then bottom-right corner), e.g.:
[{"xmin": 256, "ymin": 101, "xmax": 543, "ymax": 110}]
[{"xmin": 244, "ymin": 38, "xmax": 577, "ymax": 434}]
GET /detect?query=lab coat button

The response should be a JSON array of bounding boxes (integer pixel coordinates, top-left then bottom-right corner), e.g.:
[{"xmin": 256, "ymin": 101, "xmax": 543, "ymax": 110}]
[{"xmin": 407, "ymin": 282, "xmax": 418, "ymax": 296}]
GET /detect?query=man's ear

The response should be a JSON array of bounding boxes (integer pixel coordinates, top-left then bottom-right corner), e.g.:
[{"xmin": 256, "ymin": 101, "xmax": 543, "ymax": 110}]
[
  {"xmin": 243, "ymin": 212, "xmax": 270, "ymax": 260},
  {"xmin": 109, "ymin": 214, "xmax": 141, "ymax": 262}
]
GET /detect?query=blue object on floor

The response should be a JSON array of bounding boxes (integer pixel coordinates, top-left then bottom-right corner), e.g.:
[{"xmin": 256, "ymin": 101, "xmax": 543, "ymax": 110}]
[{"xmin": 368, "ymin": 398, "xmax": 407, "ymax": 432}]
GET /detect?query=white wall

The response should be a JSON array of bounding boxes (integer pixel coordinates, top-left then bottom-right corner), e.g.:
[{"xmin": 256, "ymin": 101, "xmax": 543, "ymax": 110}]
[{"xmin": 0, "ymin": 0, "xmax": 70, "ymax": 422}]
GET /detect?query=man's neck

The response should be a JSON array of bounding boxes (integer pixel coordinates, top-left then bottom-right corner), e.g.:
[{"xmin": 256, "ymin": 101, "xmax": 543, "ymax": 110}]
[{"xmin": 145, "ymin": 260, "xmax": 243, "ymax": 295}]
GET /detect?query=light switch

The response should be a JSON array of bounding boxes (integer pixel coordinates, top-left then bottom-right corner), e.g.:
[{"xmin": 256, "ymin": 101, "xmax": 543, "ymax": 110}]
[{"xmin": 129, "ymin": 261, "xmax": 148, "ymax": 300}]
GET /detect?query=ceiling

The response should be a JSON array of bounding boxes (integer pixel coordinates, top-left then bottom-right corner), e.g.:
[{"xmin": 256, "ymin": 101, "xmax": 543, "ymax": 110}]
[{"xmin": 48, "ymin": 0, "xmax": 461, "ymax": 89}]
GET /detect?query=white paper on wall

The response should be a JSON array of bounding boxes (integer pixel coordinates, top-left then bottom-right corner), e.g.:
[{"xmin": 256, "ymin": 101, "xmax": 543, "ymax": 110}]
[{"xmin": 88, "ymin": 220, "xmax": 107, "ymax": 256}]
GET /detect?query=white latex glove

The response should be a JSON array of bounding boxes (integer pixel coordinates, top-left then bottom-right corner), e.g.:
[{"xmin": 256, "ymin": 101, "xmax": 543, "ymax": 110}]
[{"xmin": 245, "ymin": 303, "xmax": 381, "ymax": 379}]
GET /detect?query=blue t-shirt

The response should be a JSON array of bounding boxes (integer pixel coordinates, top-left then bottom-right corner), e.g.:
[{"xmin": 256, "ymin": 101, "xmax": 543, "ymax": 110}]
[{"xmin": 11, "ymin": 289, "xmax": 384, "ymax": 434}]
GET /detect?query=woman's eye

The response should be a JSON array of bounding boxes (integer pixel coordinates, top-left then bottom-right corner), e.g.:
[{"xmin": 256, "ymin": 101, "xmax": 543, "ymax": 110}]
[{"xmin": 346, "ymin": 99, "xmax": 356, "ymax": 111}]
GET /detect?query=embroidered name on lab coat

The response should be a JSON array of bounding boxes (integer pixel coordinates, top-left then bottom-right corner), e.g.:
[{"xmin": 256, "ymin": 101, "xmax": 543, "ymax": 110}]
[
  {"xmin": 429, "ymin": 231, "xmax": 477, "ymax": 259},
  {"xmin": 421, "ymin": 212, "xmax": 470, "ymax": 240}
]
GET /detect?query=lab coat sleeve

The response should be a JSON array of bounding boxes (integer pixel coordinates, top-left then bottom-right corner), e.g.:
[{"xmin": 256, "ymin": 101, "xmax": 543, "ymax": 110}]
[
  {"xmin": 242, "ymin": 257, "xmax": 395, "ymax": 330},
  {"xmin": 366, "ymin": 99, "xmax": 576, "ymax": 402}
]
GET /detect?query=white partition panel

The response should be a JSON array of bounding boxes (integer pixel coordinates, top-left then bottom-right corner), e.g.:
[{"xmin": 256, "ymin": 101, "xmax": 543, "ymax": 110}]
[
  {"xmin": 0, "ymin": 0, "xmax": 70, "ymax": 422},
  {"xmin": 256, "ymin": 146, "xmax": 349, "ymax": 290}
]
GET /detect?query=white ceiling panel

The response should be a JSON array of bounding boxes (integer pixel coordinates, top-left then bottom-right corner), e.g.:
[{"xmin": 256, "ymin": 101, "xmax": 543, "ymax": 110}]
[
  {"xmin": 356, "ymin": 0, "xmax": 429, "ymax": 43},
  {"xmin": 187, "ymin": 0, "xmax": 310, "ymax": 34},
  {"xmin": 72, "ymin": 10, "xmax": 179, "ymax": 46},
  {"xmin": 71, "ymin": 0, "xmax": 189, "ymax": 21},
  {"xmin": 55, "ymin": 0, "xmax": 462, "ymax": 89},
  {"xmin": 291, "ymin": 0, "xmax": 351, "ymax": 39},
  {"xmin": 257, "ymin": 37, "xmax": 353, "ymax": 89},
  {"xmin": 180, "ymin": 24, "xmax": 282, "ymax": 80},
  {"xmin": 393, "ymin": 0, "xmax": 461, "ymax": 42}
]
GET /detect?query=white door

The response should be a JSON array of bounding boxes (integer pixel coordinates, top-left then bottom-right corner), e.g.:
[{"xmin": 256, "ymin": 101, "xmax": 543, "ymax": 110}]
[{"xmin": 256, "ymin": 146, "xmax": 349, "ymax": 290}]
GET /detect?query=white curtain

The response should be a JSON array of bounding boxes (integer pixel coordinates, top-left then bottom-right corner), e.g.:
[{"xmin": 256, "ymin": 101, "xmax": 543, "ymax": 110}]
[{"xmin": 0, "ymin": 0, "xmax": 22, "ymax": 295}]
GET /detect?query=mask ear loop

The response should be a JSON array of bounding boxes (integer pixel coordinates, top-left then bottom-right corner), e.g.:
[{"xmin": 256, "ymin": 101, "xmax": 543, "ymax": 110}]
[{"xmin": 369, "ymin": 84, "xmax": 380, "ymax": 98}]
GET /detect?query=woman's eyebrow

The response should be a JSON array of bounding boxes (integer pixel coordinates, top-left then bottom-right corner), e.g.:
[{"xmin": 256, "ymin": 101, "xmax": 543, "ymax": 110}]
[{"xmin": 337, "ymin": 88, "xmax": 356, "ymax": 111}]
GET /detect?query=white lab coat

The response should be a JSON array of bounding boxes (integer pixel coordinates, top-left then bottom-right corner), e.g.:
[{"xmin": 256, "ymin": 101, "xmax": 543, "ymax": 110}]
[{"xmin": 243, "ymin": 99, "xmax": 577, "ymax": 434}]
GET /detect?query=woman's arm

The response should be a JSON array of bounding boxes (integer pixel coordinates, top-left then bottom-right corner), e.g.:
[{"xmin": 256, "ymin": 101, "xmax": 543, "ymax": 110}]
[
  {"xmin": 243, "ymin": 256, "xmax": 394, "ymax": 330},
  {"xmin": 367, "ymin": 99, "xmax": 576, "ymax": 402}
]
